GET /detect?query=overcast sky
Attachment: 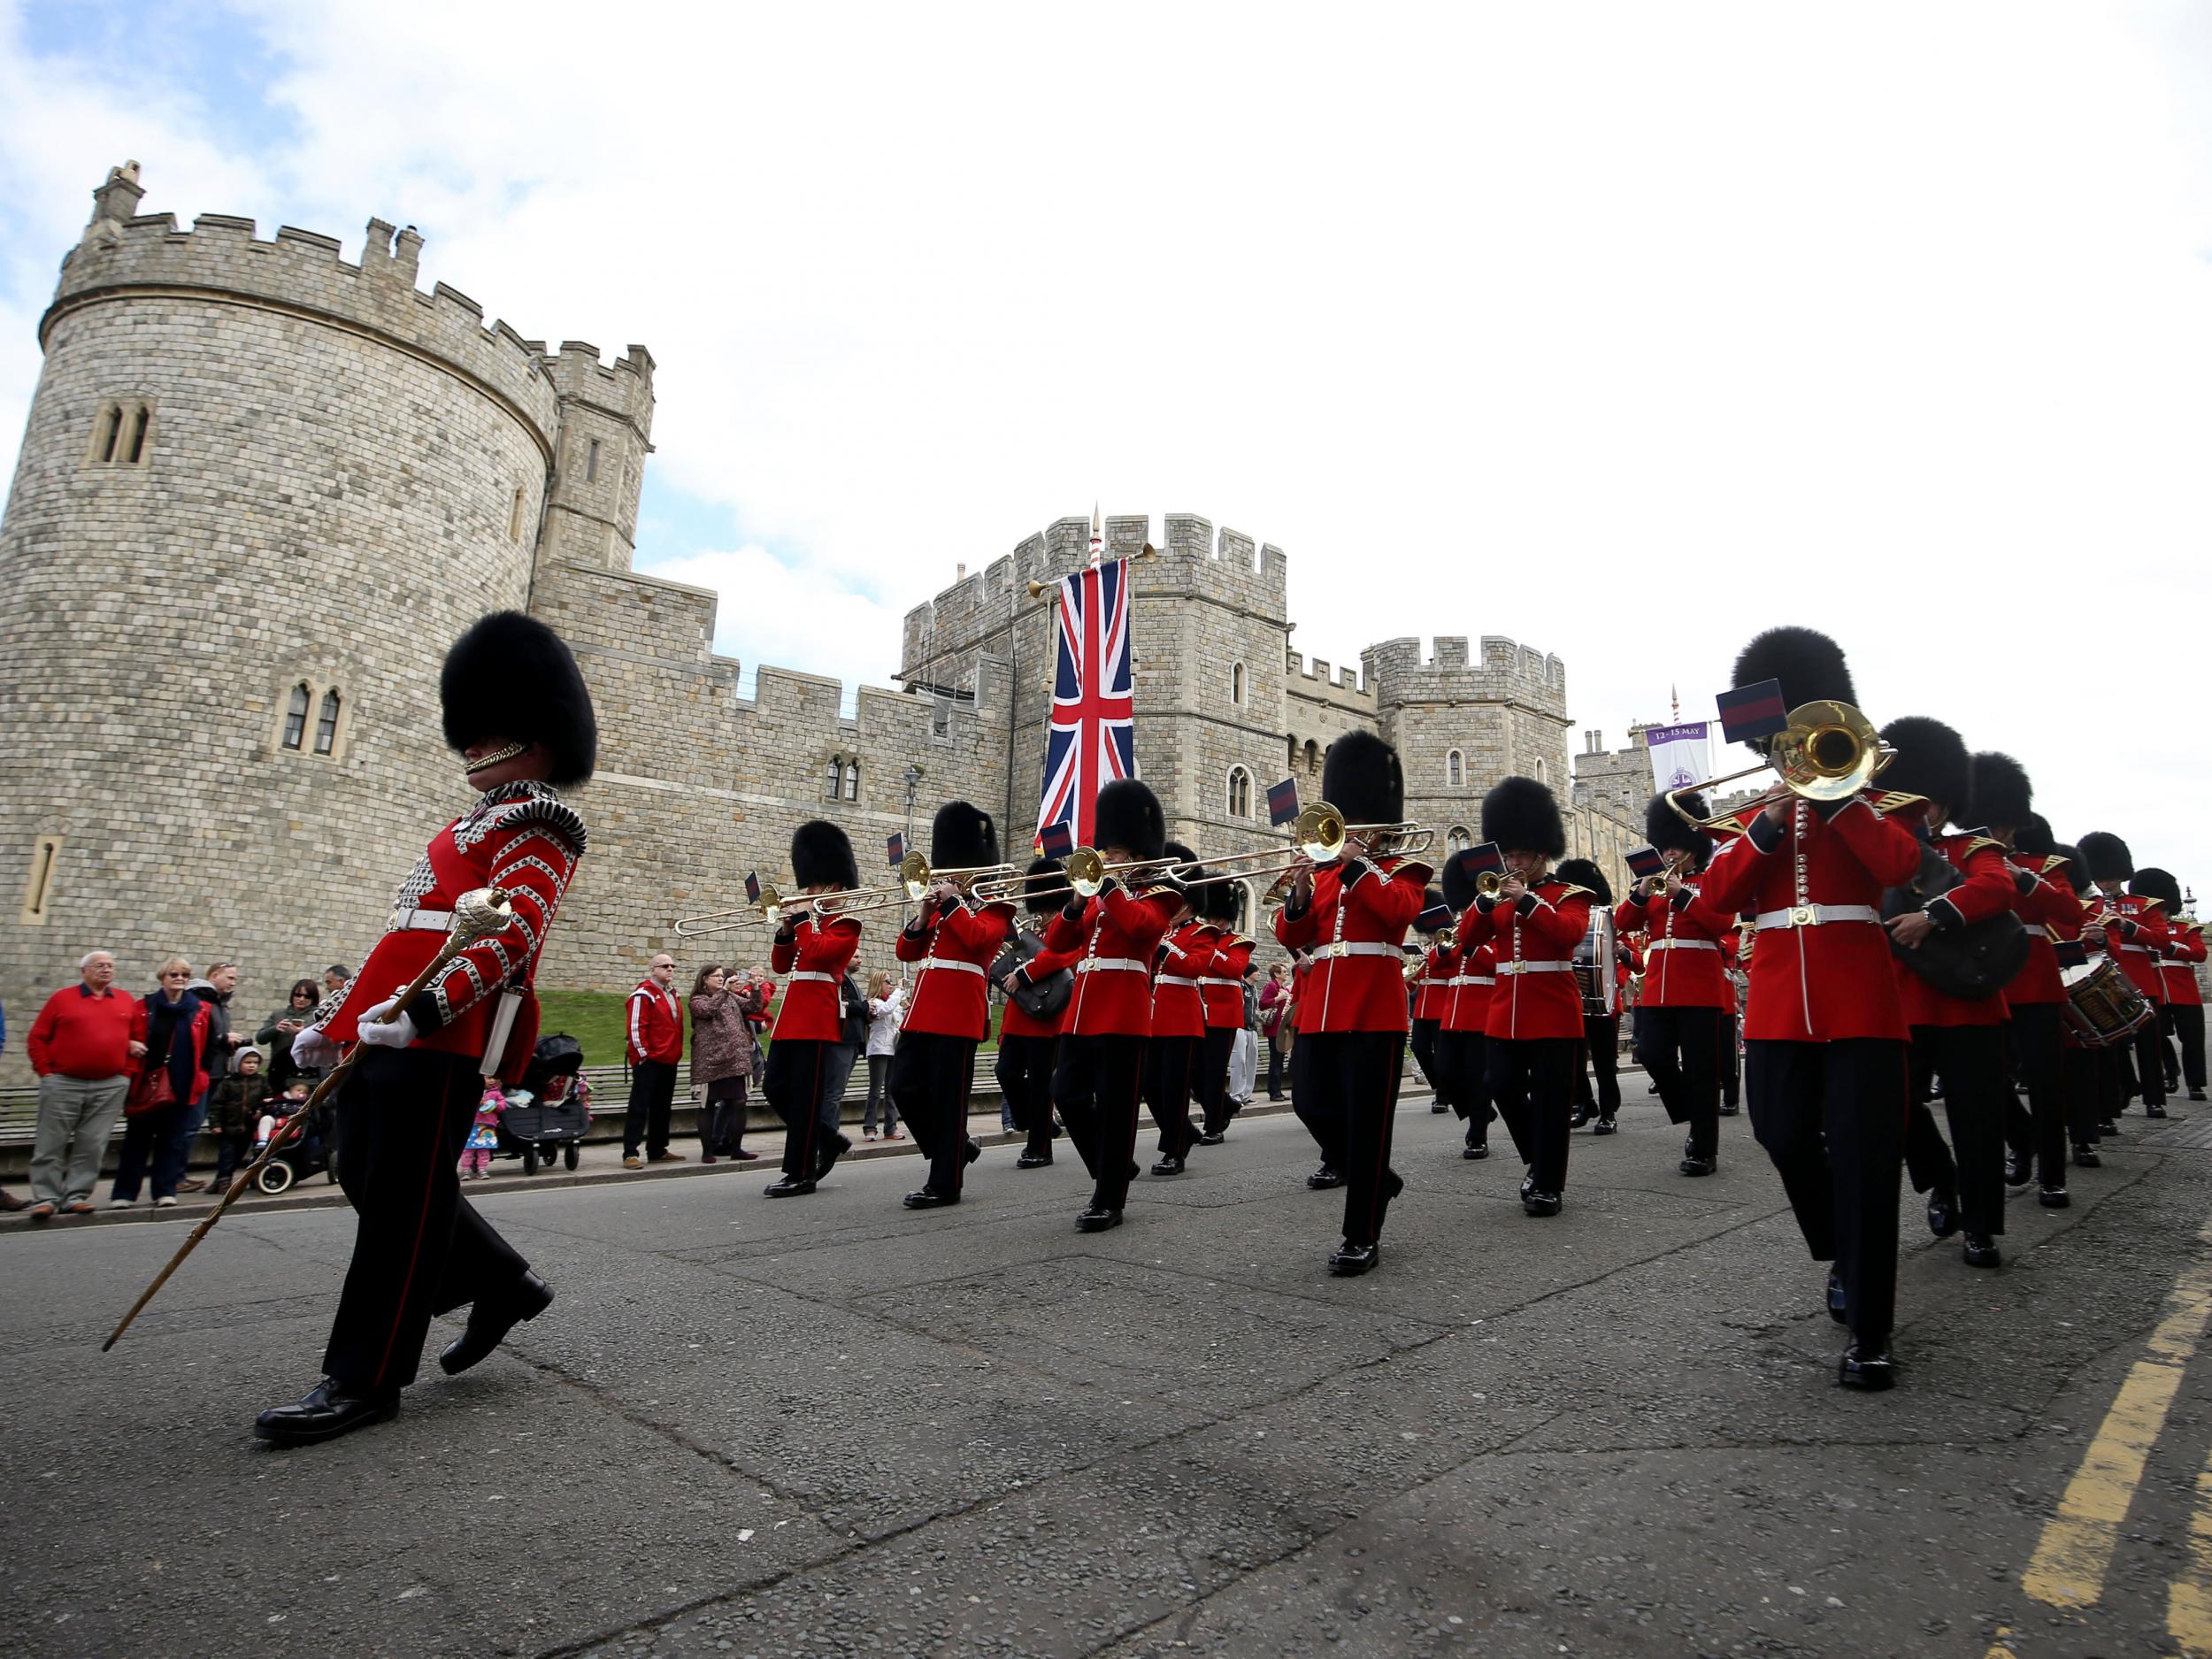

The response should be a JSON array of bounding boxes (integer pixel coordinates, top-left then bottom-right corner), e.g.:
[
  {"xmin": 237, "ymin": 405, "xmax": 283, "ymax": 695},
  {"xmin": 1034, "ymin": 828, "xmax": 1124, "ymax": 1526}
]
[{"xmin": 1, "ymin": 2, "xmax": 2207, "ymax": 879}]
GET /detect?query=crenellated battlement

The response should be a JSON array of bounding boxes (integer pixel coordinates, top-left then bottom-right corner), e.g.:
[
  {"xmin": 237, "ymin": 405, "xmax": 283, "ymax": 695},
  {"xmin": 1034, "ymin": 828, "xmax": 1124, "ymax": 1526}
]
[
  {"xmin": 44, "ymin": 165, "xmax": 564, "ymax": 452},
  {"xmin": 1363, "ymin": 634, "xmax": 1569, "ymax": 716},
  {"xmin": 539, "ymin": 339, "xmax": 657, "ymax": 416}
]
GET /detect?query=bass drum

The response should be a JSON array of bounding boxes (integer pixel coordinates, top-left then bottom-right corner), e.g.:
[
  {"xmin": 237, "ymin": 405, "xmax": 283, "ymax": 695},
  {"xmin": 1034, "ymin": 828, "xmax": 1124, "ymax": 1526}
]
[
  {"xmin": 1882, "ymin": 844, "xmax": 2029, "ymax": 1001},
  {"xmin": 2061, "ymin": 957, "xmax": 2154, "ymax": 1048}
]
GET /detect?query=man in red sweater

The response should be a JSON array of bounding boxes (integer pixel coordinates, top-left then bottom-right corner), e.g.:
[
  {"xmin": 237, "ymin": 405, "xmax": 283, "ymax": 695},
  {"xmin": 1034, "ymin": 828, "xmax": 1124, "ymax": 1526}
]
[
  {"xmin": 623, "ymin": 953, "xmax": 685, "ymax": 1170},
  {"xmin": 25, "ymin": 949, "xmax": 149, "ymax": 1219}
]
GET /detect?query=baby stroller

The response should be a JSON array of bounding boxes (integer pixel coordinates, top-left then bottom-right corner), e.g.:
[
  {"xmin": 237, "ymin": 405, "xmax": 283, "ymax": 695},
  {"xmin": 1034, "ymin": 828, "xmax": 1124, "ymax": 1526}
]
[
  {"xmin": 499, "ymin": 1033, "xmax": 592, "ymax": 1175},
  {"xmin": 252, "ymin": 1098, "xmax": 335, "ymax": 1194}
]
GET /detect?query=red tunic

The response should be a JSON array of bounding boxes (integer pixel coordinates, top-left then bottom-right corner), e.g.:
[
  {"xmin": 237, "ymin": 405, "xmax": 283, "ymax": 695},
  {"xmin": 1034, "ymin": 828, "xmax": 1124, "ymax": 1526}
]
[
  {"xmin": 1616, "ymin": 887, "xmax": 1729, "ymax": 1009},
  {"xmin": 1440, "ymin": 932, "xmax": 1496, "ymax": 1035},
  {"xmin": 2163, "ymin": 918, "xmax": 2207, "ymax": 1009},
  {"xmin": 1893, "ymin": 832, "xmax": 2016, "ymax": 1029},
  {"xmin": 895, "ymin": 895, "xmax": 1015, "ymax": 1041},
  {"xmin": 1690, "ymin": 793, "xmax": 1922, "ymax": 1043},
  {"xmin": 1411, "ymin": 942, "xmax": 1453, "ymax": 1023},
  {"xmin": 1041, "ymin": 882, "xmax": 1182, "ymax": 1037},
  {"xmin": 1151, "ymin": 919, "xmax": 1218, "ymax": 1040},
  {"xmin": 2005, "ymin": 855, "xmax": 2080, "ymax": 1007},
  {"xmin": 769, "ymin": 913, "xmax": 862, "ymax": 1041},
  {"xmin": 2105, "ymin": 892, "xmax": 2172, "ymax": 1004},
  {"xmin": 316, "ymin": 782, "xmax": 584, "ymax": 1081},
  {"xmin": 1456, "ymin": 877, "xmax": 1594, "ymax": 1041},
  {"xmin": 999, "ymin": 929, "xmax": 1082, "ymax": 1040},
  {"xmin": 1203, "ymin": 935, "xmax": 1256, "ymax": 1030},
  {"xmin": 1273, "ymin": 856, "xmax": 1429, "ymax": 1033}
]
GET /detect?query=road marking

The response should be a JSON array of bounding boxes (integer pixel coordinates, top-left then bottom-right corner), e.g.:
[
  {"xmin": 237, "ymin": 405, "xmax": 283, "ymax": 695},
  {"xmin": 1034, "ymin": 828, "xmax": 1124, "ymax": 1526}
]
[
  {"xmin": 2168, "ymin": 1458, "xmax": 2212, "ymax": 1655},
  {"xmin": 2022, "ymin": 1222, "xmax": 2212, "ymax": 1610}
]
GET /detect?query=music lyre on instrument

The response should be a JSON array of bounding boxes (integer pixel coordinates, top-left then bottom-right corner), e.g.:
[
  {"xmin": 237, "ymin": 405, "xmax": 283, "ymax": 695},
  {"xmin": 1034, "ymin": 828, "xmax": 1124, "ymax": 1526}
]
[{"xmin": 104, "ymin": 887, "xmax": 517, "ymax": 1353}]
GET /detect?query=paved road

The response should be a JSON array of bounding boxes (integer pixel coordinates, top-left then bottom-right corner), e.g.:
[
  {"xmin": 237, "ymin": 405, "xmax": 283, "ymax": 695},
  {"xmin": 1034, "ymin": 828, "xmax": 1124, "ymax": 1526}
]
[{"xmin": 5, "ymin": 1087, "xmax": 2212, "ymax": 1659}]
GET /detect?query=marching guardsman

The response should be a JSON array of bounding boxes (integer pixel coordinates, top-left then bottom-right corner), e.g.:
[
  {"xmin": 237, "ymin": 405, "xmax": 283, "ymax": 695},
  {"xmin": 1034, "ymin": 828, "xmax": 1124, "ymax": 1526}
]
[
  {"xmin": 2132, "ymin": 866, "xmax": 2195, "ymax": 1102},
  {"xmin": 1624, "ymin": 791, "xmax": 1731, "ymax": 1176},
  {"xmin": 2050, "ymin": 836, "xmax": 2124, "ymax": 1148},
  {"xmin": 2145, "ymin": 870, "xmax": 2208, "ymax": 1102},
  {"xmin": 1879, "ymin": 718, "xmax": 2017, "ymax": 1270},
  {"xmin": 1437, "ymin": 849, "xmax": 1498, "ymax": 1159},
  {"xmin": 1275, "ymin": 731, "xmax": 1432, "ymax": 1274},
  {"xmin": 1694, "ymin": 627, "xmax": 1921, "ymax": 1391},
  {"xmin": 1031, "ymin": 779, "xmax": 1182, "ymax": 1232},
  {"xmin": 1195, "ymin": 876, "xmax": 1255, "ymax": 1142},
  {"xmin": 890, "ymin": 803, "xmax": 1014, "ymax": 1208},
  {"xmin": 1457, "ymin": 777, "xmax": 1592, "ymax": 1217},
  {"xmin": 260, "ymin": 612, "xmax": 594, "ymax": 1445},
  {"xmin": 1409, "ymin": 887, "xmax": 1455, "ymax": 1116},
  {"xmin": 994, "ymin": 856, "xmax": 1079, "ymax": 1168},
  {"xmin": 763, "ymin": 820, "xmax": 864, "ymax": 1197},
  {"xmin": 1143, "ymin": 841, "xmax": 1212, "ymax": 1175},
  {"xmin": 2080, "ymin": 831, "xmax": 2172, "ymax": 1118},
  {"xmin": 1559, "ymin": 858, "xmax": 1621, "ymax": 1134},
  {"xmin": 1973, "ymin": 757, "xmax": 2076, "ymax": 1207}
]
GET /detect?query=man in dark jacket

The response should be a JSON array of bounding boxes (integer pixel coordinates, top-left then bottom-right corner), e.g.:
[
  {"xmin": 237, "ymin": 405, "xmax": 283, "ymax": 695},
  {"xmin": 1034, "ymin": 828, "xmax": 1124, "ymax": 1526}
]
[{"xmin": 173, "ymin": 962, "xmax": 240, "ymax": 1193}]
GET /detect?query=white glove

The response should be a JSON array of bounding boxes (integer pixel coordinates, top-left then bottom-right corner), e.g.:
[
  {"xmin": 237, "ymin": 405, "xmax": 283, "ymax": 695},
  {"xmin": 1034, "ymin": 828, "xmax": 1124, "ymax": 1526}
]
[
  {"xmin": 354, "ymin": 995, "xmax": 419, "ymax": 1050},
  {"xmin": 291, "ymin": 1025, "xmax": 341, "ymax": 1069}
]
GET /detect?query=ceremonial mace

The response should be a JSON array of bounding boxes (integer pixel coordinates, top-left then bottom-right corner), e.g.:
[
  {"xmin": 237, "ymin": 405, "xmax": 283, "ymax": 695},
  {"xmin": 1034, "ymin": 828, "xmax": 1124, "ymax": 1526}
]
[{"xmin": 102, "ymin": 887, "xmax": 516, "ymax": 1352}]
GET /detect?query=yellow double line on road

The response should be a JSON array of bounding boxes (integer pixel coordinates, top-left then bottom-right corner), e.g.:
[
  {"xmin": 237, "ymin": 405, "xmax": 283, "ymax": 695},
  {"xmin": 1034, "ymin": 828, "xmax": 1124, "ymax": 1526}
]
[{"xmin": 2005, "ymin": 1219, "xmax": 2212, "ymax": 1655}]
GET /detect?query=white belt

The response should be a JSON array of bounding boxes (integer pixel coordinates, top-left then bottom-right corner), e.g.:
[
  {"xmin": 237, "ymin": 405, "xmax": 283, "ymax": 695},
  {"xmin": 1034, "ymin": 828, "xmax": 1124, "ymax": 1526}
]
[
  {"xmin": 390, "ymin": 907, "xmax": 452, "ymax": 933},
  {"xmin": 1448, "ymin": 974, "xmax": 1495, "ymax": 987},
  {"xmin": 1198, "ymin": 977, "xmax": 1240, "ymax": 989},
  {"xmin": 1647, "ymin": 939, "xmax": 1720, "ymax": 954},
  {"xmin": 1312, "ymin": 941, "xmax": 1402, "ymax": 961},
  {"xmin": 2118, "ymin": 942, "xmax": 2152, "ymax": 955},
  {"xmin": 1077, "ymin": 957, "xmax": 1148, "ymax": 975},
  {"xmin": 1155, "ymin": 973, "xmax": 1200, "ymax": 989},
  {"xmin": 1755, "ymin": 904, "xmax": 1882, "ymax": 931},
  {"xmin": 1498, "ymin": 960, "xmax": 1571, "ymax": 976},
  {"xmin": 786, "ymin": 971, "xmax": 838, "ymax": 985},
  {"xmin": 919, "ymin": 956, "xmax": 986, "ymax": 976}
]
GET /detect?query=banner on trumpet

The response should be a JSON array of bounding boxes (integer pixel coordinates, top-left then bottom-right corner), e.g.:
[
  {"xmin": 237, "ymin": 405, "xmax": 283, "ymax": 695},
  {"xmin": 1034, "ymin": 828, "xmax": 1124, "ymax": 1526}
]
[
  {"xmin": 1266, "ymin": 777, "xmax": 1301, "ymax": 826},
  {"xmin": 1624, "ymin": 845, "xmax": 1666, "ymax": 881}
]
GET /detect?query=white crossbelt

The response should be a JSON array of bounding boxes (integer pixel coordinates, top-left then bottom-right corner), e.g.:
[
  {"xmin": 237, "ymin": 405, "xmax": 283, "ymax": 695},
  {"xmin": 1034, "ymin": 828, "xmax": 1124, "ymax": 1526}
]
[
  {"xmin": 1077, "ymin": 957, "xmax": 1149, "ymax": 975},
  {"xmin": 1755, "ymin": 904, "xmax": 1882, "ymax": 930},
  {"xmin": 1497, "ymin": 960, "xmax": 1571, "ymax": 976},
  {"xmin": 919, "ymin": 956, "xmax": 986, "ymax": 976},
  {"xmin": 1311, "ymin": 941, "xmax": 1402, "ymax": 961},
  {"xmin": 1155, "ymin": 973, "xmax": 1200, "ymax": 989},
  {"xmin": 785, "ymin": 971, "xmax": 838, "ymax": 985},
  {"xmin": 390, "ymin": 907, "xmax": 452, "ymax": 932},
  {"xmin": 1646, "ymin": 939, "xmax": 1720, "ymax": 954}
]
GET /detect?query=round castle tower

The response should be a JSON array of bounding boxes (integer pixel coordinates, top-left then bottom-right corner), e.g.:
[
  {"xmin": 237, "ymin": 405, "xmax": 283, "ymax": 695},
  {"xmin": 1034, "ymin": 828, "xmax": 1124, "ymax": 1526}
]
[{"xmin": 0, "ymin": 164, "xmax": 564, "ymax": 1058}]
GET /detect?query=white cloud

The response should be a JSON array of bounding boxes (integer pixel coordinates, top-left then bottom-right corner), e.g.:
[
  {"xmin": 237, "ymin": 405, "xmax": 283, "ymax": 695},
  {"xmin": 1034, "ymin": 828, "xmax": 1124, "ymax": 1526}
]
[
  {"xmin": 3, "ymin": 0, "xmax": 2209, "ymax": 865},
  {"xmin": 640, "ymin": 545, "xmax": 903, "ymax": 711}
]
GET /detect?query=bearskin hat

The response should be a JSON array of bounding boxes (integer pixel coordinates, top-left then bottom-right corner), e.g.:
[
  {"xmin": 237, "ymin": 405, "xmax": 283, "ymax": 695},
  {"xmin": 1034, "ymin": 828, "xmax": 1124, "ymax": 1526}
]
[
  {"xmin": 1876, "ymin": 717, "xmax": 1970, "ymax": 821},
  {"xmin": 1414, "ymin": 885, "xmax": 1451, "ymax": 935},
  {"xmin": 1200, "ymin": 871, "xmax": 1242, "ymax": 926},
  {"xmin": 441, "ymin": 611, "xmax": 597, "ymax": 788},
  {"xmin": 1969, "ymin": 751, "xmax": 2032, "ymax": 832},
  {"xmin": 1321, "ymin": 730, "xmax": 1404, "ymax": 828},
  {"xmin": 1479, "ymin": 775, "xmax": 1565, "ymax": 859},
  {"xmin": 1440, "ymin": 848, "xmax": 1484, "ymax": 913},
  {"xmin": 2053, "ymin": 842, "xmax": 2092, "ymax": 897},
  {"xmin": 1729, "ymin": 626, "xmax": 1855, "ymax": 755},
  {"xmin": 2079, "ymin": 831, "xmax": 2134, "ymax": 883},
  {"xmin": 2132, "ymin": 866, "xmax": 2183, "ymax": 910},
  {"xmin": 1094, "ymin": 780, "xmax": 1165, "ymax": 862},
  {"xmin": 2014, "ymin": 813, "xmax": 2056, "ymax": 859},
  {"xmin": 791, "ymin": 819, "xmax": 858, "ymax": 891},
  {"xmin": 931, "ymin": 801, "xmax": 999, "ymax": 872},
  {"xmin": 1644, "ymin": 791, "xmax": 1713, "ymax": 868},
  {"xmin": 1555, "ymin": 856, "xmax": 1612, "ymax": 906},
  {"xmin": 1021, "ymin": 856, "xmax": 1064, "ymax": 917}
]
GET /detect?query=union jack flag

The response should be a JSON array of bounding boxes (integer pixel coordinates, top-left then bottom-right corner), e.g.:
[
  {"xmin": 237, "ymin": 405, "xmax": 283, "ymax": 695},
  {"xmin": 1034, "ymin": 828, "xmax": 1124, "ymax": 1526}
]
[{"xmin": 1036, "ymin": 554, "xmax": 1136, "ymax": 848}]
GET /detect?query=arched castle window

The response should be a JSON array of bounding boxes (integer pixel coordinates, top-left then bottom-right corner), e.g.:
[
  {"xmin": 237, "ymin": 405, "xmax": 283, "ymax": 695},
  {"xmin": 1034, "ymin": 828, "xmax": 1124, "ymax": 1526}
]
[
  {"xmin": 844, "ymin": 761, "xmax": 861, "ymax": 803},
  {"xmin": 1230, "ymin": 663, "xmax": 1247, "ymax": 706},
  {"xmin": 1303, "ymin": 740, "xmax": 1320, "ymax": 775},
  {"xmin": 1535, "ymin": 758, "xmax": 1549, "ymax": 785},
  {"xmin": 509, "ymin": 486, "xmax": 526, "ymax": 542},
  {"xmin": 1286, "ymin": 734, "xmax": 1300, "ymax": 772},
  {"xmin": 1448, "ymin": 825, "xmax": 1472, "ymax": 853},
  {"xmin": 1447, "ymin": 749, "xmax": 1463, "ymax": 788},
  {"xmin": 124, "ymin": 405, "xmax": 149, "ymax": 464},
  {"xmin": 1226, "ymin": 766, "xmax": 1254, "ymax": 819},
  {"xmin": 314, "ymin": 690, "xmax": 342, "ymax": 756},
  {"xmin": 281, "ymin": 683, "xmax": 311, "ymax": 751},
  {"xmin": 88, "ymin": 402, "xmax": 152, "ymax": 466},
  {"xmin": 825, "ymin": 757, "xmax": 845, "ymax": 802},
  {"xmin": 1232, "ymin": 880, "xmax": 1253, "ymax": 936}
]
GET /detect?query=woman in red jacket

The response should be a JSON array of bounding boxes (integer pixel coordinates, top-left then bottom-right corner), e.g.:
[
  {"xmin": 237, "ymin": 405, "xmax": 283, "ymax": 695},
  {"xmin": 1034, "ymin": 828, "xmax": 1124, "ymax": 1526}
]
[
  {"xmin": 763, "ymin": 821, "xmax": 864, "ymax": 1198},
  {"xmin": 109, "ymin": 956, "xmax": 212, "ymax": 1209}
]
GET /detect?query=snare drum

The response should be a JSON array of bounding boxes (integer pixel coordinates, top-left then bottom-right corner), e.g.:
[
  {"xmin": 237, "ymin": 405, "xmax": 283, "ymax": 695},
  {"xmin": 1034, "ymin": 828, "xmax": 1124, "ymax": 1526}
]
[{"xmin": 2061, "ymin": 957, "xmax": 2154, "ymax": 1048}]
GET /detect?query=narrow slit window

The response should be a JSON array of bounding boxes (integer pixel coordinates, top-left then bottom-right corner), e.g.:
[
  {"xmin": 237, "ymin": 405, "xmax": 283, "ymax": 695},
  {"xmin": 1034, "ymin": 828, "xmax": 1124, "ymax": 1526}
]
[
  {"xmin": 22, "ymin": 835, "xmax": 61, "ymax": 922},
  {"xmin": 587, "ymin": 438, "xmax": 601, "ymax": 483},
  {"xmin": 281, "ymin": 683, "xmax": 310, "ymax": 750},
  {"xmin": 125, "ymin": 404, "xmax": 149, "ymax": 464},
  {"xmin": 1447, "ymin": 749, "xmax": 1463, "ymax": 788},
  {"xmin": 1230, "ymin": 663, "xmax": 1246, "ymax": 706},
  {"xmin": 95, "ymin": 404, "xmax": 121, "ymax": 463},
  {"xmin": 314, "ymin": 689, "xmax": 342, "ymax": 756},
  {"xmin": 509, "ymin": 486, "xmax": 526, "ymax": 541}
]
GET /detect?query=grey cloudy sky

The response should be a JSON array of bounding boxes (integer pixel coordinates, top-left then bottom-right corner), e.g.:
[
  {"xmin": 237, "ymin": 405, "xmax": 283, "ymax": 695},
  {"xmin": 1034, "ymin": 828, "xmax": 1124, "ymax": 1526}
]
[{"xmin": 1, "ymin": 1, "xmax": 2207, "ymax": 879}]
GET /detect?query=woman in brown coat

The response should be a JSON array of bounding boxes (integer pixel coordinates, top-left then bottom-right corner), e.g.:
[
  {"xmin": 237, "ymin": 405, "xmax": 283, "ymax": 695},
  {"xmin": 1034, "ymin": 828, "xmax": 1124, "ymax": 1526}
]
[{"xmin": 690, "ymin": 964, "xmax": 763, "ymax": 1162}]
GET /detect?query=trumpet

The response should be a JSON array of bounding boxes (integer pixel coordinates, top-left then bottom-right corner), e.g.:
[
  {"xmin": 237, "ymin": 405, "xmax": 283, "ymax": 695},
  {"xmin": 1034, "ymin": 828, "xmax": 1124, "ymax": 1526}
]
[
  {"xmin": 1664, "ymin": 698, "xmax": 1893, "ymax": 832},
  {"xmin": 1027, "ymin": 541, "xmax": 1158, "ymax": 598},
  {"xmin": 968, "ymin": 847, "xmax": 1184, "ymax": 906},
  {"xmin": 1171, "ymin": 803, "xmax": 1436, "ymax": 892}
]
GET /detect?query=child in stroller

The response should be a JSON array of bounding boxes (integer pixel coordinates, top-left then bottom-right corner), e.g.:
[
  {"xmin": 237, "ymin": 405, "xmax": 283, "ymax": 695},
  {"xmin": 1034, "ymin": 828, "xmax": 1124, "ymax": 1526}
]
[
  {"xmin": 250, "ymin": 1081, "xmax": 334, "ymax": 1194},
  {"xmin": 497, "ymin": 1033, "xmax": 593, "ymax": 1174}
]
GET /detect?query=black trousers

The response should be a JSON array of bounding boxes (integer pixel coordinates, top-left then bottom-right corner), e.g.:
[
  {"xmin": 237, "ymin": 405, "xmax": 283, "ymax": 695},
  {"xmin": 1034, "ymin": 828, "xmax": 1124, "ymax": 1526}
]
[
  {"xmin": 1143, "ymin": 1034, "xmax": 1200, "ymax": 1160},
  {"xmin": 1572, "ymin": 1015, "xmax": 1621, "ymax": 1118},
  {"xmin": 2006, "ymin": 1005, "xmax": 2069, "ymax": 1189},
  {"xmin": 1718, "ymin": 1013, "xmax": 1740, "ymax": 1106},
  {"xmin": 1197, "ymin": 1025, "xmax": 1238, "ymax": 1135},
  {"xmin": 624, "ymin": 1057, "xmax": 678, "ymax": 1158},
  {"xmin": 1295, "ymin": 1029, "xmax": 1407, "ymax": 1246},
  {"xmin": 1902, "ymin": 1025, "xmax": 2009, "ymax": 1237},
  {"xmin": 1642, "ymin": 1004, "xmax": 1722, "ymax": 1159},
  {"xmin": 2096, "ymin": 1046, "xmax": 2126, "ymax": 1124},
  {"xmin": 890, "ymin": 1031, "xmax": 979, "ymax": 1197},
  {"xmin": 1435, "ymin": 1027, "xmax": 1493, "ymax": 1140},
  {"xmin": 1409, "ymin": 1018, "xmax": 1445, "ymax": 1108},
  {"xmin": 2062, "ymin": 1047, "xmax": 2106, "ymax": 1148},
  {"xmin": 323, "ymin": 1048, "xmax": 529, "ymax": 1393},
  {"xmin": 2130, "ymin": 1020, "xmax": 2168, "ymax": 1108},
  {"xmin": 1266, "ymin": 1034, "xmax": 1286, "ymax": 1099},
  {"xmin": 1489, "ymin": 1036, "xmax": 1579, "ymax": 1194},
  {"xmin": 763, "ymin": 1039, "xmax": 844, "ymax": 1179},
  {"xmin": 995, "ymin": 1033, "xmax": 1058, "ymax": 1159},
  {"xmin": 1745, "ymin": 1038, "xmax": 1907, "ymax": 1344},
  {"xmin": 1052, "ymin": 1033, "xmax": 1146, "ymax": 1213},
  {"xmin": 2164, "ymin": 1003, "xmax": 2207, "ymax": 1091}
]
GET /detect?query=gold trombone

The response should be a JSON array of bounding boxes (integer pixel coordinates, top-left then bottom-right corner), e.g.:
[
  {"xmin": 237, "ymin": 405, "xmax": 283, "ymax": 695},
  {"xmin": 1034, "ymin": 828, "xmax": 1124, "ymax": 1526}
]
[
  {"xmin": 1663, "ymin": 698, "xmax": 1892, "ymax": 832},
  {"xmin": 968, "ymin": 848, "xmax": 1185, "ymax": 906},
  {"xmin": 1172, "ymin": 803, "xmax": 1435, "ymax": 892},
  {"xmin": 673, "ymin": 849, "xmax": 1023, "ymax": 935},
  {"xmin": 673, "ymin": 884, "xmax": 854, "ymax": 936}
]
